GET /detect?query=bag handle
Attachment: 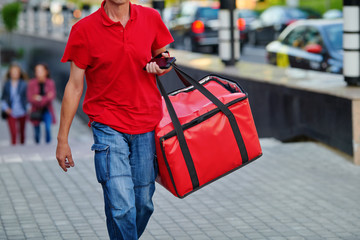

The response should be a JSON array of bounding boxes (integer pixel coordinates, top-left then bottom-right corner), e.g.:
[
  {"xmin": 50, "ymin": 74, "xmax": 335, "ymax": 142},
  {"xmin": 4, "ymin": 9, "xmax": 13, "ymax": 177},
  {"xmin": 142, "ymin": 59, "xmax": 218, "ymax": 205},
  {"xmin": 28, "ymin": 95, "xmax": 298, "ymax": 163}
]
[{"xmin": 170, "ymin": 64, "xmax": 249, "ymax": 164}]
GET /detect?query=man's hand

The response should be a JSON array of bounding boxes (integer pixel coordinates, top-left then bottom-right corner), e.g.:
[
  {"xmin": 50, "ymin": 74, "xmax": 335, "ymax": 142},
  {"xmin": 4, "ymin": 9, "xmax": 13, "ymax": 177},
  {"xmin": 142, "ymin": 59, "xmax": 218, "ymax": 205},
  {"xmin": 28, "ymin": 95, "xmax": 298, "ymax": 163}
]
[
  {"xmin": 5, "ymin": 108, "xmax": 12, "ymax": 115},
  {"xmin": 56, "ymin": 141, "xmax": 75, "ymax": 172},
  {"xmin": 146, "ymin": 52, "xmax": 172, "ymax": 76}
]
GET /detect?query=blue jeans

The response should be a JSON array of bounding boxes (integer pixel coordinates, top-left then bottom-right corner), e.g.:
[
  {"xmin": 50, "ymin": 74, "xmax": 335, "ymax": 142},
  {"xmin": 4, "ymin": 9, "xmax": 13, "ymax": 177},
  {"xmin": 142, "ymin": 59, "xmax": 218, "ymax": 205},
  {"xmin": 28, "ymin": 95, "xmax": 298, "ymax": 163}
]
[
  {"xmin": 34, "ymin": 110, "xmax": 52, "ymax": 144},
  {"xmin": 91, "ymin": 122, "xmax": 157, "ymax": 240}
]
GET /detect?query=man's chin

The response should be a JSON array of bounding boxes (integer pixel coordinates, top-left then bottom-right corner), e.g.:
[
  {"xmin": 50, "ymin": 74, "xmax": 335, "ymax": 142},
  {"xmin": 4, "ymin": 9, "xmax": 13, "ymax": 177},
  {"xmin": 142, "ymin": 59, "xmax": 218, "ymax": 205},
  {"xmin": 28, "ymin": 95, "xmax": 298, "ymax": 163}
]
[{"xmin": 106, "ymin": 0, "xmax": 130, "ymax": 6}]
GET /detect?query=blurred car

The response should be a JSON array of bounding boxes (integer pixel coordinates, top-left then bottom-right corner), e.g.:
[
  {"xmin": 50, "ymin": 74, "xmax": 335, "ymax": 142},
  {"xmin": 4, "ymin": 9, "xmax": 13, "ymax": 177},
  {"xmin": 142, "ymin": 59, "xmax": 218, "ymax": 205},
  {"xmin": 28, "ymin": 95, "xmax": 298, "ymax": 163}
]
[
  {"xmin": 169, "ymin": 1, "xmax": 220, "ymax": 52},
  {"xmin": 170, "ymin": 2, "xmax": 248, "ymax": 53},
  {"xmin": 266, "ymin": 19, "xmax": 343, "ymax": 74},
  {"xmin": 323, "ymin": 9, "xmax": 343, "ymax": 19},
  {"xmin": 248, "ymin": 6, "xmax": 311, "ymax": 46},
  {"xmin": 238, "ymin": 9, "xmax": 259, "ymax": 45}
]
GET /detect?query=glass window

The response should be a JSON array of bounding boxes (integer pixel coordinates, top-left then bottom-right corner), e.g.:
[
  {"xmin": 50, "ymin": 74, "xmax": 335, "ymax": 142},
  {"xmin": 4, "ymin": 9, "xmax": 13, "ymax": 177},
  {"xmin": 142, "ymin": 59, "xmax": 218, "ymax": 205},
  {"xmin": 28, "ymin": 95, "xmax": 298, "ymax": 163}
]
[
  {"xmin": 282, "ymin": 26, "xmax": 307, "ymax": 48},
  {"xmin": 196, "ymin": 7, "xmax": 218, "ymax": 20},
  {"xmin": 324, "ymin": 24, "xmax": 343, "ymax": 50},
  {"xmin": 238, "ymin": 10, "xmax": 258, "ymax": 19},
  {"xmin": 304, "ymin": 27, "xmax": 323, "ymax": 46}
]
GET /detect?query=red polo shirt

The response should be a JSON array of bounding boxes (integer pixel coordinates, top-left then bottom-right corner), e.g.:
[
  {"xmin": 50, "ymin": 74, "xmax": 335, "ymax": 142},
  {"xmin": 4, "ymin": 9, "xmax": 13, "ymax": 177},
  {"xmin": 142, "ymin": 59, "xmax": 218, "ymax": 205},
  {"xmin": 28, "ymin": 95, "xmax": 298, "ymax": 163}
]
[{"xmin": 61, "ymin": 1, "xmax": 173, "ymax": 134}]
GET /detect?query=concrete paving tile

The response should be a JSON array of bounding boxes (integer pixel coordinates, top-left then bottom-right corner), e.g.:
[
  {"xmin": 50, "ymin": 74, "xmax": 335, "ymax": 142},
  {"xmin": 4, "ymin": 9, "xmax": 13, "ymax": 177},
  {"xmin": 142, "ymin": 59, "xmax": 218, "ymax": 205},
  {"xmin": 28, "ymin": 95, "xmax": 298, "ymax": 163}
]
[
  {"xmin": 139, "ymin": 232, "xmax": 156, "ymax": 239},
  {"xmin": 190, "ymin": 235, "xmax": 211, "ymax": 240},
  {"xmin": 286, "ymin": 237, "xmax": 306, "ymax": 240},
  {"xmin": 206, "ymin": 230, "xmax": 229, "ymax": 237},
  {"xmin": 243, "ymin": 232, "xmax": 265, "ymax": 239},
  {"xmin": 61, "ymin": 233, "xmax": 81, "ymax": 239},
  {"xmin": 44, "ymin": 237, "xmax": 63, "ymax": 240},
  {"xmin": 151, "ymin": 236, "xmax": 173, "ymax": 240},
  {"xmin": 6, "ymin": 235, "xmax": 26, "ymax": 240},
  {"xmin": 24, "ymin": 232, "xmax": 43, "ymax": 238},
  {"xmin": 268, "ymin": 237, "xmax": 288, "ymax": 240}
]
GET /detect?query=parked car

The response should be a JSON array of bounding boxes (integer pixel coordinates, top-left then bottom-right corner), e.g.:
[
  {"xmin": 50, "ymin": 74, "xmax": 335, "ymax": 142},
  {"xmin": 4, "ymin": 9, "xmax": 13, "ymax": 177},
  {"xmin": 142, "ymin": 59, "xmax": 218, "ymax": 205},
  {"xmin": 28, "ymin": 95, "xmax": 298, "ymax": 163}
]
[
  {"xmin": 248, "ymin": 6, "xmax": 311, "ymax": 46},
  {"xmin": 170, "ymin": 2, "xmax": 248, "ymax": 53},
  {"xmin": 169, "ymin": 1, "xmax": 220, "ymax": 52},
  {"xmin": 266, "ymin": 19, "xmax": 343, "ymax": 74}
]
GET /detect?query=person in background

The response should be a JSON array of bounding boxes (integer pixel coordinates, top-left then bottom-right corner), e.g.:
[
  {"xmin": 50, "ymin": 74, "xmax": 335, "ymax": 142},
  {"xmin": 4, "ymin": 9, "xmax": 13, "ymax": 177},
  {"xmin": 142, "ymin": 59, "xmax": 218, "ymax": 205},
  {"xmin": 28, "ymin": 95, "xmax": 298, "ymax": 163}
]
[
  {"xmin": 1, "ymin": 63, "xmax": 28, "ymax": 145},
  {"xmin": 27, "ymin": 63, "xmax": 56, "ymax": 144}
]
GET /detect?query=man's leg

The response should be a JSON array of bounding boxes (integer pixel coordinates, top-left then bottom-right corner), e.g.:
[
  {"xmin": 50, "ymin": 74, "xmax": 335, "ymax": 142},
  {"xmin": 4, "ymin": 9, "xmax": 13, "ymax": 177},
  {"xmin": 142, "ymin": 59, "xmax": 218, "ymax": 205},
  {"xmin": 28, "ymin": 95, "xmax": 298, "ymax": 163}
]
[
  {"xmin": 91, "ymin": 122, "xmax": 138, "ymax": 240},
  {"xmin": 129, "ymin": 131, "xmax": 157, "ymax": 237}
]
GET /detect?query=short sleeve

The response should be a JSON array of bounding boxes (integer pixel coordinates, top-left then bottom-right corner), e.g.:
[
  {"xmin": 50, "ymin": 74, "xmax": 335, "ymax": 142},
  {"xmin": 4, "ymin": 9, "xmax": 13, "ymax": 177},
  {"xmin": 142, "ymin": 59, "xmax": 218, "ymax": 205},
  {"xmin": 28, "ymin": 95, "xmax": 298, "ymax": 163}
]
[
  {"xmin": 61, "ymin": 25, "xmax": 91, "ymax": 69},
  {"xmin": 151, "ymin": 11, "xmax": 174, "ymax": 51}
]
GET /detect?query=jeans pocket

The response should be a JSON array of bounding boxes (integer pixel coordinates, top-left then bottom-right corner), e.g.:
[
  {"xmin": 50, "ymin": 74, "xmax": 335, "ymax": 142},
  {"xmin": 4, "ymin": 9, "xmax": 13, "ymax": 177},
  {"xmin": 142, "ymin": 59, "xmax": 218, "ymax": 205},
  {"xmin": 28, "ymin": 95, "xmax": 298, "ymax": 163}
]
[{"xmin": 91, "ymin": 143, "xmax": 110, "ymax": 183}]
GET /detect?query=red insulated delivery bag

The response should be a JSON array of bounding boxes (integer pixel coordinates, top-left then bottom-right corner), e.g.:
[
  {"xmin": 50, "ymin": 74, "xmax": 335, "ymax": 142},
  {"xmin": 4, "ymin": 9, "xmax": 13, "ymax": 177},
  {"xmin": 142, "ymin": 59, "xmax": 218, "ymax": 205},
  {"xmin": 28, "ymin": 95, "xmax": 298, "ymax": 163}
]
[{"xmin": 155, "ymin": 64, "xmax": 262, "ymax": 198}]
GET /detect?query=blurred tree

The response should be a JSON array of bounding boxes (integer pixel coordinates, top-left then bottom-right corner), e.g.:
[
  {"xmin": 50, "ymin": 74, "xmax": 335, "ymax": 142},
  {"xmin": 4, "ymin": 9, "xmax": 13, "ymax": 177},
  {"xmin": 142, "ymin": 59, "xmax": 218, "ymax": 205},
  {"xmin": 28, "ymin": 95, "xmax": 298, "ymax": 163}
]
[
  {"xmin": 67, "ymin": 0, "xmax": 101, "ymax": 8},
  {"xmin": 1, "ymin": 2, "xmax": 22, "ymax": 32},
  {"xmin": 0, "ymin": 2, "xmax": 25, "ymax": 65},
  {"xmin": 299, "ymin": 0, "xmax": 342, "ymax": 13}
]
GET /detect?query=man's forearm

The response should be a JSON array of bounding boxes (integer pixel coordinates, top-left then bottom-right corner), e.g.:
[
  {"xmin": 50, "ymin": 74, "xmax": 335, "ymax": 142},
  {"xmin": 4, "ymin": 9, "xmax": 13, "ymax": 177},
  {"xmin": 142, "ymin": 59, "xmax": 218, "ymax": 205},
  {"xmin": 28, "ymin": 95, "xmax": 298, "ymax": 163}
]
[{"xmin": 57, "ymin": 82, "xmax": 83, "ymax": 143}]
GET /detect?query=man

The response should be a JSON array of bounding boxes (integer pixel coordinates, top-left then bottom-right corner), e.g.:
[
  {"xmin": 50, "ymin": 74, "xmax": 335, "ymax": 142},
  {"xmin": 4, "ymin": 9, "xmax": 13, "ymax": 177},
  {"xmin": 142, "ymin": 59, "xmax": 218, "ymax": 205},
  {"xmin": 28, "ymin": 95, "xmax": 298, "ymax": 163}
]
[{"xmin": 56, "ymin": 0, "xmax": 174, "ymax": 239}]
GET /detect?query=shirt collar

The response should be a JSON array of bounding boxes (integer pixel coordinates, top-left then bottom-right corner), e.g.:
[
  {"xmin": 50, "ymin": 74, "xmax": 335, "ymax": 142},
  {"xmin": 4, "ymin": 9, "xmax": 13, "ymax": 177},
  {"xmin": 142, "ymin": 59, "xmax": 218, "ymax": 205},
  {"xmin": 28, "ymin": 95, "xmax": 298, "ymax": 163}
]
[{"xmin": 101, "ymin": 0, "xmax": 137, "ymax": 27}]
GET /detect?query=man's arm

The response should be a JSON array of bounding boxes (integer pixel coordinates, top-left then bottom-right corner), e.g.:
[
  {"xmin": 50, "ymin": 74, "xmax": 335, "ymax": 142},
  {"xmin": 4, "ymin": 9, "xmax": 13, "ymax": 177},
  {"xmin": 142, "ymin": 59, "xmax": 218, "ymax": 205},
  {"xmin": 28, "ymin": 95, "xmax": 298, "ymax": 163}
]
[
  {"xmin": 56, "ymin": 62, "xmax": 85, "ymax": 172},
  {"xmin": 146, "ymin": 47, "xmax": 172, "ymax": 76}
]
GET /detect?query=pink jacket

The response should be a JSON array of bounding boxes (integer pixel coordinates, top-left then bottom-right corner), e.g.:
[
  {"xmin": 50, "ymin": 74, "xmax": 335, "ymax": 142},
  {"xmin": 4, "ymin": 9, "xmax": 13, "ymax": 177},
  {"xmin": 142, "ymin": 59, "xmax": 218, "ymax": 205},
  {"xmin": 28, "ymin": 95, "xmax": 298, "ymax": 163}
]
[{"xmin": 27, "ymin": 78, "xmax": 57, "ymax": 125}]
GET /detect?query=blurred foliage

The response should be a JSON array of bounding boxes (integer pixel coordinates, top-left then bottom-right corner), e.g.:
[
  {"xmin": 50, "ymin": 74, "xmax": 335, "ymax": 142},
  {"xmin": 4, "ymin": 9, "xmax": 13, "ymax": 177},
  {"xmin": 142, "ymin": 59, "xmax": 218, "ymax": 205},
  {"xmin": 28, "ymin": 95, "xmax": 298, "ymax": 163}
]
[
  {"xmin": 256, "ymin": 0, "xmax": 286, "ymax": 11},
  {"xmin": 255, "ymin": 0, "xmax": 342, "ymax": 13},
  {"xmin": 67, "ymin": 0, "xmax": 100, "ymax": 8},
  {"xmin": 165, "ymin": 0, "xmax": 178, "ymax": 8},
  {"xmin": 299, "ymin": 0, "xmax": 342, "ymax": 14},
  {"xmin": 1, "ymin": 2, "xmax": 22, "ymax": 32},
  {"xmin": 17, "ymin": 48, "xmax": 25, "ymax": 59}
]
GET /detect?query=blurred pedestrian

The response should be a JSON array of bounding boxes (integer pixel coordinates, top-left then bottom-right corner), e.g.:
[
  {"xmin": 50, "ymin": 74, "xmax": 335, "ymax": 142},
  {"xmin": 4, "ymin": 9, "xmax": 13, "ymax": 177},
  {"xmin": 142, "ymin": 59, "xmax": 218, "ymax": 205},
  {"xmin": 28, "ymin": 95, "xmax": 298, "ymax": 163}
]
[
  {"xmin": 27, "ymin": 63, "xmax": 56, "ymax": 144},
  {"xmin": 56, "ymin": 0, "xmax": 173, "ymax": 239},
  {"xmin": 1, "ymin": 63, "xmax": 28, "ymax": 145}
]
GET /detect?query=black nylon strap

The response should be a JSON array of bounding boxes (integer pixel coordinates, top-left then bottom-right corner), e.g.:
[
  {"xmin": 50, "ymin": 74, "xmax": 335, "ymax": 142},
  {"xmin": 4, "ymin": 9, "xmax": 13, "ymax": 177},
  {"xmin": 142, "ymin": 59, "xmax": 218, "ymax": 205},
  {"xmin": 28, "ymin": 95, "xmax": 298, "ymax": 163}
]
[
  {"xmin": 171, "ymin": 64, "xmax": 249, "ymax": 164},
  {"xmin": 156, "ymin": 76, "xmax": 200, "ymax": 190},
  {"xmin": 174, "ymin": 68, "xmax": 191, "ymax": 87}
]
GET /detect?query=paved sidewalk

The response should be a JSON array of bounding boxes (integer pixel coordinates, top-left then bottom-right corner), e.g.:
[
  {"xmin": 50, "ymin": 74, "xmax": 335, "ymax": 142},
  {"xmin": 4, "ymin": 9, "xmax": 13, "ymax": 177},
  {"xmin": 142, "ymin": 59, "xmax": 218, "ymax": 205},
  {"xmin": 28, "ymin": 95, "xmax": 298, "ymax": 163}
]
[{"xmin": 1, "ymin": 100, "xmax": 360, "ymax": 240}]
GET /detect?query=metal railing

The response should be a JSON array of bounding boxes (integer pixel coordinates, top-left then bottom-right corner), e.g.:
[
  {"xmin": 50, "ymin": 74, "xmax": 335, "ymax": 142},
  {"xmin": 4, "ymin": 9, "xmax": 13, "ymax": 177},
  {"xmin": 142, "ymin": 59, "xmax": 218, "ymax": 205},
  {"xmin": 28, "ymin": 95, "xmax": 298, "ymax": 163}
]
[{"xmin": 15, "ymin": 6, "xmax": 90, "ymax": 40}]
